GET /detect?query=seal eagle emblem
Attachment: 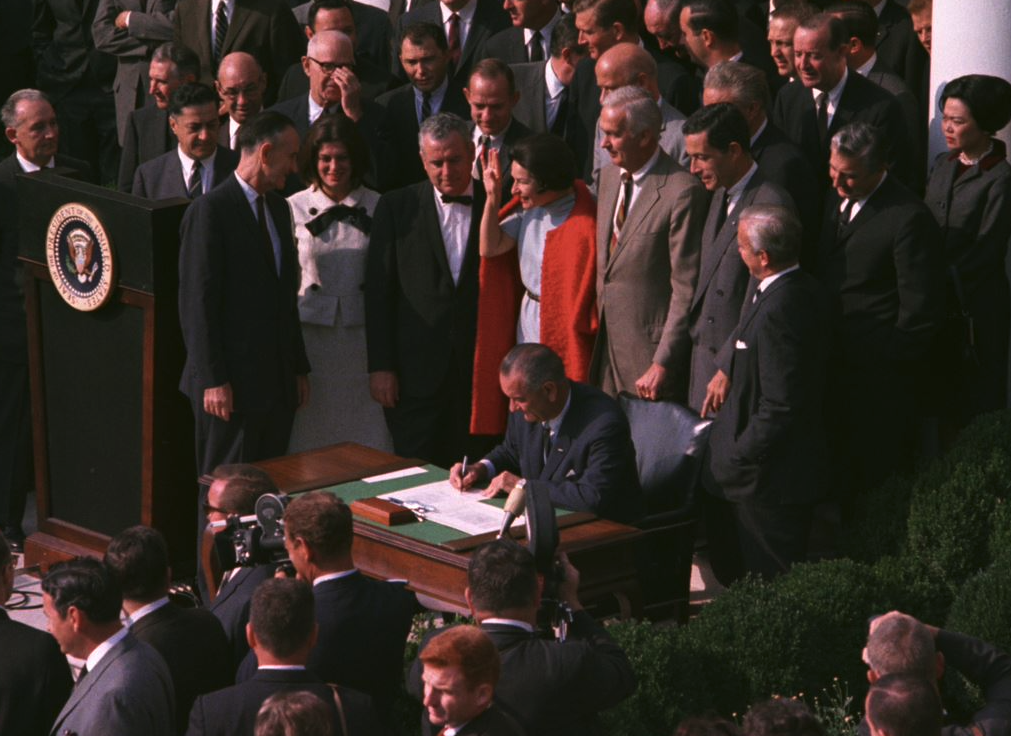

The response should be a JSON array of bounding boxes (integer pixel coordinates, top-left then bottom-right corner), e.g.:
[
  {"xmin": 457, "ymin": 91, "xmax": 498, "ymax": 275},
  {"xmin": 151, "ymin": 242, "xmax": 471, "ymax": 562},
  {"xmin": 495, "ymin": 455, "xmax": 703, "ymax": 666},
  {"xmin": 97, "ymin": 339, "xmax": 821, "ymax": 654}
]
[{"xmin": 46, "ymin": 203, "xmax": 115, "ymax": 311}]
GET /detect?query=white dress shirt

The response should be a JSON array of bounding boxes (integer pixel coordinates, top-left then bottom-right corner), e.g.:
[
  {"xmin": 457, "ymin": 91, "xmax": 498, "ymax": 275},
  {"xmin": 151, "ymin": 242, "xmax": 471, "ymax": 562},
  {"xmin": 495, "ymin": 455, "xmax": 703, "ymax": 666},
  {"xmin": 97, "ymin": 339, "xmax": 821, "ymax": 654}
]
[
  {"xmin": 432, "ymin": 183, "xmax": 474, "ymax": 285},
  {"xmin": 178, "ymin": 147, "xmax": 217, "ymax": 194},
  {"xmin": 544, "ymin": 59, "xmax": 566, "ymax": 130},
  {"xmin": 811, "ymin": 68, "xmax": 848, "ymax": 130}
]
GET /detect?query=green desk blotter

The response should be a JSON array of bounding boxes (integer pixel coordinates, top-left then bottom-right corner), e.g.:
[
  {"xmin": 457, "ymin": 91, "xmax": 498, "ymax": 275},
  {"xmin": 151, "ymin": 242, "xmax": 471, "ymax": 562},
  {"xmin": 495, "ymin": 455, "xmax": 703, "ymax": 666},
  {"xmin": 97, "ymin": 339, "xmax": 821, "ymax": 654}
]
[{"xmin": 305, "ymin": 465, "xmax": 584, "ymax": 551}]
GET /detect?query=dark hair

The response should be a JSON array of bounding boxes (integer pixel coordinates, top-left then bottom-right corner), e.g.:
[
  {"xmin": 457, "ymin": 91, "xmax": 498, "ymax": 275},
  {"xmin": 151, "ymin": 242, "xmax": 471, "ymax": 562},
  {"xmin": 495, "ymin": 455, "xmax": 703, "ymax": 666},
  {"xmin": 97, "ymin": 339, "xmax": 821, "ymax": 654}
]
[
  {"xmin": 683, "ymin": 0, "xmax": 740, "ymax": 42},
  {"xmin": 42, "ymin": 557, "xmax": 122, "ymax": 623},
  {"xmin": 299, "ymin": 113, "xmax": 370, "ymax": 189},
  {"xmin": 682, "ymin": 102, "xmax": 751, "ymax": 154},
  {"xmin": 906, "ymin": 0, "xmax": 931, "ymax": 15},
  {"xmin": 743, "ymin": 698, "xmax": 826, "ymax": 736},
  {"xmin": 940, "ymin": 75, "xmax": 1011, "ymax": 135},
  {"xmin": 308, "ymin": 0, "xmax": 353, "ymax": 32},
  {"xmin": 467, "ymin": 539, "xmax": 538, "ymax": 612},
  {"xmin": 770, "ymin": 0, "xmax": 817, "ymax": 24},
  {"xmin": 420, "ymin": 626, "xmax": 500, "ymax": 691},
  {"xmin": 210, "ymin": 464, "xmax": 279, "ymax": 515},
  {"xmin": 499, "ymin": 343, "xmax": 567, "ymax": 390},
  {"xmin": 152, "ymin": 41, "xmax": 201, "ymax": 81},
  {"xmin": 798, "ymin": 13, "xmax": 849, "ymax": 50},
  {"xmin": 510, "ymin": 134, "xmax": 576, "ymax": 192},
  {"xmin": 550, "ymin": 13, "xmax": 583, "ymax": 58},
  {"xmin": 255, "ymin": 691, "xmax": 333, "ymax": 736},
  {"xmin": 865, "ymin": 613, "xmax": 936, "ymax": 681},
  {"xmin": 168, "ymin": 82, "xmax": 219, "ymax": 118},
  {"xmin": 402, "ymin": 22, "xmax": 448, "ymax": 52},
  {"xmin": 250, "ymin": 578, "xmax": 317, "ymax": 659},
  {"xmin": 866, "ymin": 674, "xmax": 943, "ymax": 736},
  {"xmin": 469, "ymin": 58, "xmax": 516, "ymax": 96},
  {"xmin": 236, "ymin": 110, "xmax": 297, "ymax": 154},
  {"xmin": 676, "ymin": 715, "xmax": 743, "ymax": 736},
  {"xmin": 104, "ymin": 525, "xmax": 170, "ymax": 602},
  {"xmin": 284, "ymin": 491, "xmax": 353, "ymax": 560},
  {"xmin": 573, "ymin": 0, "xmax": 639, "ymax": 35},
  {"xmin": 826, "ymin": 2, "xmax": 877, "ymax": 47}
]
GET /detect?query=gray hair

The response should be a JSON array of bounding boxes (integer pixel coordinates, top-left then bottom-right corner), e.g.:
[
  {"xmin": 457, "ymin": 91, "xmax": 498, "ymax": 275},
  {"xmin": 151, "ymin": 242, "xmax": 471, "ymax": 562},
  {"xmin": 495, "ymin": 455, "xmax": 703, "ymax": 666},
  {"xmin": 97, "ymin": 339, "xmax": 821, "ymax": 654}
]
[
  {"xmin": 151, "ymin": 41, "xmax": 201, "ymax": 80},
  {"xmin": 306, "ymin": 29, "xmax": 352, "ymax": 58},
  {"xmin": 865, "ymin": 613, "xmax": 937, "ymax": 681},
  {"xmin": 830, "ymin": 121, "xmax": 888, "ymax": 171},
  {"xmin": 704, "ymin": 61, "xmax": 771, "ymax": 112},
  {"xmin": 738, "ymin": 204, "xmax": 802, "ymax": 267},
  {"xmin": 418, "ymin": 111, "xmax": 471, "ymax": 148},
  {"xmin": 1, "ymin": 89, "xmax": 51, "ymax": 129},
  {"xmin": 603, "ymin": 85, "xmax": 661, "ymax": 138},
  {"xmin": 500, "ymin": 343, "xmax": 567, "ymax": 391}
]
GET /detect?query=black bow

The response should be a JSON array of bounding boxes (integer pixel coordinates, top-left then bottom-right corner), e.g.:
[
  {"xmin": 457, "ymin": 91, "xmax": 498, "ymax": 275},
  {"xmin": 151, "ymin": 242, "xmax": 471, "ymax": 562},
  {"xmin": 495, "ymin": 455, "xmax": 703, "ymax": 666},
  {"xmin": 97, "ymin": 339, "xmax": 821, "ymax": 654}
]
[
  {"xmin": 440, "ymin": 194, "xmax": 473, "ymax": 206},
  {"xmin": 305, "ymin": 204, "xmax": 371, "ymax": 236}
]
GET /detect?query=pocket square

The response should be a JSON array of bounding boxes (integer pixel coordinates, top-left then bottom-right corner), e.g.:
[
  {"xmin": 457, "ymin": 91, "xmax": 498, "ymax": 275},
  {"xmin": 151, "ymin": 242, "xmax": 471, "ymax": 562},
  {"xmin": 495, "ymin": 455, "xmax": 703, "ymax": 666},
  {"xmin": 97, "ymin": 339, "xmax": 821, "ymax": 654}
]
[
  {"xmin": 735, "ymin": 339, "xmax": 748, "ymax": 349},
  {"xmin": 565, "ymin": 469, "xmax": 577, "ymax": 478}
]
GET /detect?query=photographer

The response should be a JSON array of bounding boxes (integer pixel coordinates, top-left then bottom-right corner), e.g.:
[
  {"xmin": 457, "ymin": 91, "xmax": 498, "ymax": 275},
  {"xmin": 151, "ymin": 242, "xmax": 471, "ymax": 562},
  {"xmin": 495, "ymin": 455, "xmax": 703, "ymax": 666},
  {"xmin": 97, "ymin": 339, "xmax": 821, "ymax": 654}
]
[
  {"xmin": 238, "ymin": 491, "xmax": 420, "ymax": 721},
  {"xmin": 407, "ymin": 539, "xmax": 636, "ymax": 736}
]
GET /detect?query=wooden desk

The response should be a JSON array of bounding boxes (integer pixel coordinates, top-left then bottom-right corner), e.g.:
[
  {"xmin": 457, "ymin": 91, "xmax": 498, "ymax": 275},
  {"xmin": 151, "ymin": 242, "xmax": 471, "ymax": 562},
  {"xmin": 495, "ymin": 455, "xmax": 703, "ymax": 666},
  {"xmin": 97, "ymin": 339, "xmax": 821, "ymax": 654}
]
[{"xmin": 255, "ymin": 443, "xmax": 644, "ymax": 617}]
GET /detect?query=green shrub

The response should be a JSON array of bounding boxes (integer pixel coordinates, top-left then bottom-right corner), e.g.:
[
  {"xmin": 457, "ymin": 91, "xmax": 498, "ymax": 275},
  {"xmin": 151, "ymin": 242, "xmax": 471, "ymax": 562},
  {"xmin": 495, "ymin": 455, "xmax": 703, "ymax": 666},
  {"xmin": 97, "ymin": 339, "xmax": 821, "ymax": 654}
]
[
  {"xmin": 842, "ymin": 473, "xmax": 914, "ymax": 563},
  {"xmin": 988, "ymin": 498, "xmax": 1011, "ymax": 564},
  {"xmin": 946, "ymin": 553, "xmax": 1011, "ymax": 654}
]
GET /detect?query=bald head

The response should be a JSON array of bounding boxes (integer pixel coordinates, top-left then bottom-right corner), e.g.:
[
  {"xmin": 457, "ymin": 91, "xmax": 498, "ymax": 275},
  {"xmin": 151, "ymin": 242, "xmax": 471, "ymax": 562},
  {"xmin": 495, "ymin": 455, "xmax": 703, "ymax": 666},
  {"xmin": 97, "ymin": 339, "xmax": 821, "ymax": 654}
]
[
  {"xmin": 307, "ymin": 28, "xmax": 352, "ymax": 59},
  {"xmin": 596, "ymin": 42, "xmax": 660, "ymax": 103},
  {"xmin": 216, "ymin": 52, "xmax": 266, "ymax": 124},
  {"xmin": 303, "ymin": 30, "xmax": 355, "ymax": 108}
]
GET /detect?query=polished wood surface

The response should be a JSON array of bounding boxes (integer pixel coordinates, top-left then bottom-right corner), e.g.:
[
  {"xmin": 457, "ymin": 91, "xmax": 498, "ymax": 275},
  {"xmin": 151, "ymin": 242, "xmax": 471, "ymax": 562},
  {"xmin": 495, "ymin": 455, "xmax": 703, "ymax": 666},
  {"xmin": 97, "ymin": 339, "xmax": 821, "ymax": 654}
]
[{"xmin": 255, "ymin": 443, "xmax": 644, "ymax": 617}]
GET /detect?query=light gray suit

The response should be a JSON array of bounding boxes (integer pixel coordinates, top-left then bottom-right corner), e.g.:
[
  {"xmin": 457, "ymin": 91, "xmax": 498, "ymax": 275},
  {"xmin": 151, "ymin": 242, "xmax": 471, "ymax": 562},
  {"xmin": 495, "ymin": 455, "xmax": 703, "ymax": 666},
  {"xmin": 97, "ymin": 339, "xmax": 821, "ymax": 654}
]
[
  {"xmin": 590, "ymin": 149, "xmax": 708, "ymax": 401},
  {"xmin": 91, "ymin": 0, "xmax": 176, "ymax": 145},
  {"xmin": 592, "ymin": 98, "xmax": 687, "ymax": 193},
  {"xmin": 49, "ymin": 631, "xmax": 175, "ymax": 736},
  {"xmin": 686, "ymin": 168, "xmax": 795, "ymax": 413}
]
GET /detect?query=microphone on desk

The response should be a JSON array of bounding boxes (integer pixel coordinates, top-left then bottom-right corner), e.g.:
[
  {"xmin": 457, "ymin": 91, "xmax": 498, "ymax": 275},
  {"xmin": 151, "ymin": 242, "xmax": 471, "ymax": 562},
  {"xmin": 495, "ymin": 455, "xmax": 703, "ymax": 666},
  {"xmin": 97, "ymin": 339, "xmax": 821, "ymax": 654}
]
[{"xmin": 497, "ymin": 479, "xmax": 527, "ymax": 539}]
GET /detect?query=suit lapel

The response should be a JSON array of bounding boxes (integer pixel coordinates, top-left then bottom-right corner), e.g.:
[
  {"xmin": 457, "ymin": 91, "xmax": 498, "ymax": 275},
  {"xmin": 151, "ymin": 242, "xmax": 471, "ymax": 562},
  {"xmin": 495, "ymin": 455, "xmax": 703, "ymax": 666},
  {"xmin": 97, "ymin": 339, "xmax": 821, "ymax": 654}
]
[
  {"xmin": 458, "ymin": 187, "xmax": 484, "ymax": 289},
  {"xmin": 542, "ymin": 387, "xmax": 582, "ymax": 478},
  {"xmin": 53, "ymin": 634, "xmax": 132, "ymax": 731},
  {"xmin": 693, "ymin": 186, "xmax": 730, "ymax": 307},
  {"xmin": 195, "ymin": 0, "xmax": 213, "ymax": 70},
  {"xmin": 597, "ymin": 167, "xmax": 619, "ymax": 275},
  {"xmin": 611, "ymin": 163, "xmax": 663, "ymax": 260},
  {"xmin": 419, "ymin": 183, "xmax": 454, "ymax": 284},
  {"xmin": 223, "ymin": 0, "xmax": 252, "ymax": 56}
]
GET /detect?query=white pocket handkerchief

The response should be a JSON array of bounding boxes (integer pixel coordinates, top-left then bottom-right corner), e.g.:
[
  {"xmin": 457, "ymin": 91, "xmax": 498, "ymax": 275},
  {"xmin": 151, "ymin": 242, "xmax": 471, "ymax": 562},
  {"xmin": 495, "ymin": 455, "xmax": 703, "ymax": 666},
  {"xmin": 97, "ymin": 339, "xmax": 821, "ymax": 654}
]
[
  {"xmin": 565, "ymin": 469, "xmax": 577, "ymax": 478},
  {"xmin": 735, "ymin": 339, "xmax": 748, "ymax": 349}
]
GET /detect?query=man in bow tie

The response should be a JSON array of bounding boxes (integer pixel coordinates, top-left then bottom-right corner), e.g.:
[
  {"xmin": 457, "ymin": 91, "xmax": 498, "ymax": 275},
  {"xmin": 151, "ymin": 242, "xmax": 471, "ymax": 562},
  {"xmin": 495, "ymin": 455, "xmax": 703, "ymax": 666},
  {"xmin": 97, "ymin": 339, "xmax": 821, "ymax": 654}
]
[{"xmin": 365, "ymin": 112, "xmax": 491, "ymax": 468}]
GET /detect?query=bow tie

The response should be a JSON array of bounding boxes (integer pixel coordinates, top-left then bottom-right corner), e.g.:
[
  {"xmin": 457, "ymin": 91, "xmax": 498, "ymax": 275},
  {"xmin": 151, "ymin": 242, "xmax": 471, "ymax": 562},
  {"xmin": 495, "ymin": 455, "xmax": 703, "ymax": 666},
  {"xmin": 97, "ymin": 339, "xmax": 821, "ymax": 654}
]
[
  {"xmin": 440, "ymin": 194, "xmax": 473, "ymax": 206},
  {"xmin": 305, "ymin": 204, "xmax": 371, "ymax": 236}
]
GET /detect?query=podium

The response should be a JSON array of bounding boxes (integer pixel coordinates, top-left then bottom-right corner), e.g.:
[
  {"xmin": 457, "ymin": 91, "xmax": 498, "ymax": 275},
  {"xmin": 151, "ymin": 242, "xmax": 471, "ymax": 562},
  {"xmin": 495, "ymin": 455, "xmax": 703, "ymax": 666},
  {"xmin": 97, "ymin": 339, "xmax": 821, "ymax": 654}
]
[{"xmin": 17, "ymin": 169, "xmax": 197, "ymax": 574}]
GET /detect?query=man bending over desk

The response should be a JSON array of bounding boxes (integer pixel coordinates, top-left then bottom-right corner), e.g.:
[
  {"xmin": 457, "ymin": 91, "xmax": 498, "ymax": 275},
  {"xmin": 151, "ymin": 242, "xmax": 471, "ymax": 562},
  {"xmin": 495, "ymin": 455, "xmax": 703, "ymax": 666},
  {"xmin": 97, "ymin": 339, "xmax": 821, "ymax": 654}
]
[{"xmin": 450, "ymin": 344, "xmax": 643, "ymax": 523}]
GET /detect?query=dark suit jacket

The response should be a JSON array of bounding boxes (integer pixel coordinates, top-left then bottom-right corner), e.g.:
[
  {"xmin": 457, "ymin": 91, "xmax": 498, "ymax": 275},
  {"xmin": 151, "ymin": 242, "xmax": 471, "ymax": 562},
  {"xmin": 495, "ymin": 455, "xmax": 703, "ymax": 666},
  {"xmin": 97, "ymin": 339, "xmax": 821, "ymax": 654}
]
[
  {"xmin": 707, "ymin": 268, "xmax": 830, "ymax": 505},
  {"xmin": 0, "ymin": 153, "xmax": 93, "ymax": 361},
  {"xmin": 49, "ymin": 631, "xmax": 175, "ymax": 736},
  {"xmin": 132, "ymin": 145, "xmax": 240, "ymax": 200},
  {"xmin": 209, "ymin": 564, "xmax": 277, "ymax": 671},
  {"xmin": 483, "ymin": 382, "xmax": 643, "ymax": 522},
  {"xmin": 186, "ymin": 667, "xmax": 382, "ymax": 736},
  {"xmin": 816, "ymin": 174, "xmax": 944, "ymax": 370},
  {"xmin": 874, "ymin": 0, "xmax": 928, "ymax": 106},
  {"xmin": 0, "ymin": 609, "xmax": 73, "ymax": 736},
  {"xmin": 771, "ymin": 71, "xmax": 914, "ymax": 190},
  {"xmin": 32, "ymin": 0, "xmax": 117, "ymax": 99},
  {"xmin": 119, "ymin": 104, "xmax": 175, "ymax": 192},
  {"xmin": 687, "ymin": 170, "xmax": 793, "ymax": 413},
  {"xmin": 172, "ymin": 0, "xmax": 303, "ymax": 103},
  {"xmin": 131, "ymin": 602, "xmax": 232, "ymax": 734},
  {"xmin": 453, "ymin": 705, "xmax": 527, "ymax": 736},
  {"xmin": 482, "ymin": 26, "xmax": 534, "ymax": 66},
  {"xmin": 177, "ymin": 174, "xmax": 310, "ymax": 410},
  {"xmin": 750, "ymin": 121, "xmax": 822, "ymax": 259},
  {"xmin": 408, "ymin": 615, "xmax": 636, "ymax": 736},
  {"xmin": 865, "ymin": 61, "xmax": 925, "ymax": 189},
  {"xmin": 375, "ymin": 80, "xmax": 470, "ymax": 190},
  {"xmin": 398, "ymin": 0, "xmax": 510, "ymax": 87},
  {"xmin": 365, "ymin": 180, "xmax": 484, "ymax": 396},
  {"xmin": 237, "ymin": 572, "xmax": 419, "ymax": 712},
  {"xmin": 478, "ymin": 117, "xmax": 532, "ymax": 198},
  {"xmin": 509, "ymin": 61, "xmax": 551, "ymax": 134}
]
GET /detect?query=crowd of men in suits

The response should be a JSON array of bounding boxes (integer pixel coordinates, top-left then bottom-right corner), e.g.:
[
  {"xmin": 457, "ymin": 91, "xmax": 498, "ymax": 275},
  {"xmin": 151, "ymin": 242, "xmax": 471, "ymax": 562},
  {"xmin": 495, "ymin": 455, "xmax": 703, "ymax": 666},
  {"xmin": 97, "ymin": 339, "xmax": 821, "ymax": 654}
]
[{"xmin": 1, "ymin": 0, "xmax": 1010, "ymax": 730}]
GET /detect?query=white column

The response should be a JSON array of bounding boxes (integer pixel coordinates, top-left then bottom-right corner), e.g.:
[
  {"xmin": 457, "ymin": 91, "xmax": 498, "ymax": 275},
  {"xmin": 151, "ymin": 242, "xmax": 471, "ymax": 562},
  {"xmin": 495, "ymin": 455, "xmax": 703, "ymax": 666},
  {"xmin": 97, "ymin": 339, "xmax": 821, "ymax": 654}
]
[{"xmin": 928, "ymin": 0, "xmax": 1011, "ymax": 161}]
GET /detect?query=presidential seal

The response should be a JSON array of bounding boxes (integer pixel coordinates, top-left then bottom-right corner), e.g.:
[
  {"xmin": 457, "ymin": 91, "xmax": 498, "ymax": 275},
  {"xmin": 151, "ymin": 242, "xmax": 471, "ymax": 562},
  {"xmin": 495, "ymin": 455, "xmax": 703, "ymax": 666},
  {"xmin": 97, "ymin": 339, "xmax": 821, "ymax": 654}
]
[{"xmin": 46, "ymin": 203, "xmax": 115, "ymax": 311}]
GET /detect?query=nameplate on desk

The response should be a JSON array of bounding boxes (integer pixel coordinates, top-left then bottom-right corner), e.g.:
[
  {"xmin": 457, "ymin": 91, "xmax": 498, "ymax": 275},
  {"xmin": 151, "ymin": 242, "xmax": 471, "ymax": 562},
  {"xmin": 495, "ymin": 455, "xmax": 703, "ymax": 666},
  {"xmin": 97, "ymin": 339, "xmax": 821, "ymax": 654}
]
[{"xmin": 350, "ymin": 497, "xmax": 417, "ymax": 525}]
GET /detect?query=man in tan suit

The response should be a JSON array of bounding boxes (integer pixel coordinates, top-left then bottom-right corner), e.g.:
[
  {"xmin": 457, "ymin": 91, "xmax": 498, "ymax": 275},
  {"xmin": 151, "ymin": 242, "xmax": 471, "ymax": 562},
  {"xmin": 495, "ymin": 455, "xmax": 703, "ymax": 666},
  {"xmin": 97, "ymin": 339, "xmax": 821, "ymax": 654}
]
[{"xmin": 591, "ymin": 85, "xmax": 708, "ymax": 402}]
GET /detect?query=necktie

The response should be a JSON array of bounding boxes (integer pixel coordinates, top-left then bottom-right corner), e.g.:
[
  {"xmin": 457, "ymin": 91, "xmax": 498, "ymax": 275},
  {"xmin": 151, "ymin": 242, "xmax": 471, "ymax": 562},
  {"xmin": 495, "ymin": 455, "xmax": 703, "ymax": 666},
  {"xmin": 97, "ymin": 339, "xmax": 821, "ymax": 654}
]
[
  {"xmin": 440, "ymin": 193, "xmax": 473, "ymax": 205},
  {"xmin": 76, "ymin": 665, "xmax": 89, "ymax": 688},
  {"xmin": 186, "ymin": 159, "xmax": 203, "ymax": 199},
  {"xmin": 816, "ymin": 91, "xmax": 829, "ymax": 145},
  {"xmin": 304, "ymin": 204, "xmax": 372, "ymax": 236},
  {"xmin": 610, "ymin": 172, "xmax": 632, "ymax": 257},
  {"xmin": 529, "ymin": 30, "xmax": 544, "ymax": 62},
  {"xmin": 541, "ymin": 423, "xmax": 552, "ymax": 465},
  {"xmin": 837, "ymin": 197, "xmax": 856, "ymax": 236},
  {"xmin": 256, "ymin": 195, "xmax": 278, "ymax": 275},
  {"xmin": 447, "ymin": 13, "xmax": 461, "ymax": 66},
  {"xmin": 421, "ymin": 91, "xmax": 432, "ymax": 122},
  {"xmin": 214, "ymin": 0, "xmax": 229, "ymax": 66},
  {"xmin": 550, "ymin": 87, "xmax": 569, "ymax": 137},
  {"xmin": 714, "ymin": 189, "xmax": 730, "ymax": 234},
  {"xmin": 474, "ymin": 135, "xmax": 489, "ymax": 179}
]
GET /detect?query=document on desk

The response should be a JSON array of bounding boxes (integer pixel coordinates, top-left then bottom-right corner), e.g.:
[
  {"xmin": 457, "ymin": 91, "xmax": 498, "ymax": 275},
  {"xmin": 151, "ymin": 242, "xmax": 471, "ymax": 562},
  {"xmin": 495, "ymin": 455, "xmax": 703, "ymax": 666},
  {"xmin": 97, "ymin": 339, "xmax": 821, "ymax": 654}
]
[{"xmin": 379, "ymin": 480, "xmax": 514, "ymax": 536}]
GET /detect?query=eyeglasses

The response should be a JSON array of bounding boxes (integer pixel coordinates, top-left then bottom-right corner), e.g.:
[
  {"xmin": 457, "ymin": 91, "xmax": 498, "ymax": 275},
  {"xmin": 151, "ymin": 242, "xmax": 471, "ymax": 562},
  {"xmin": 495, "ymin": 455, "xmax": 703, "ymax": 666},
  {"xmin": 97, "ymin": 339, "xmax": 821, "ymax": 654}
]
[
  {"xmin": 307, "ymin": 57, "xmax": 356, "ymax": 75},
  {"xmin": 218, "ymin": 83, "xmax": 261, "ymax": 99}
]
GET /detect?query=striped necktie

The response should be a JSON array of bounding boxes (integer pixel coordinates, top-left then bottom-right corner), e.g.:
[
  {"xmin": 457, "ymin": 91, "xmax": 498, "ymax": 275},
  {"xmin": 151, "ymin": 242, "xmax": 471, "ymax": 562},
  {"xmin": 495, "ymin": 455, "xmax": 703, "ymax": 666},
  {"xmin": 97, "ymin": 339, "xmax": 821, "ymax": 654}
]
[{"xmin": 214, "ymin": 1, "xmax": 229, "ymax": 65}]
